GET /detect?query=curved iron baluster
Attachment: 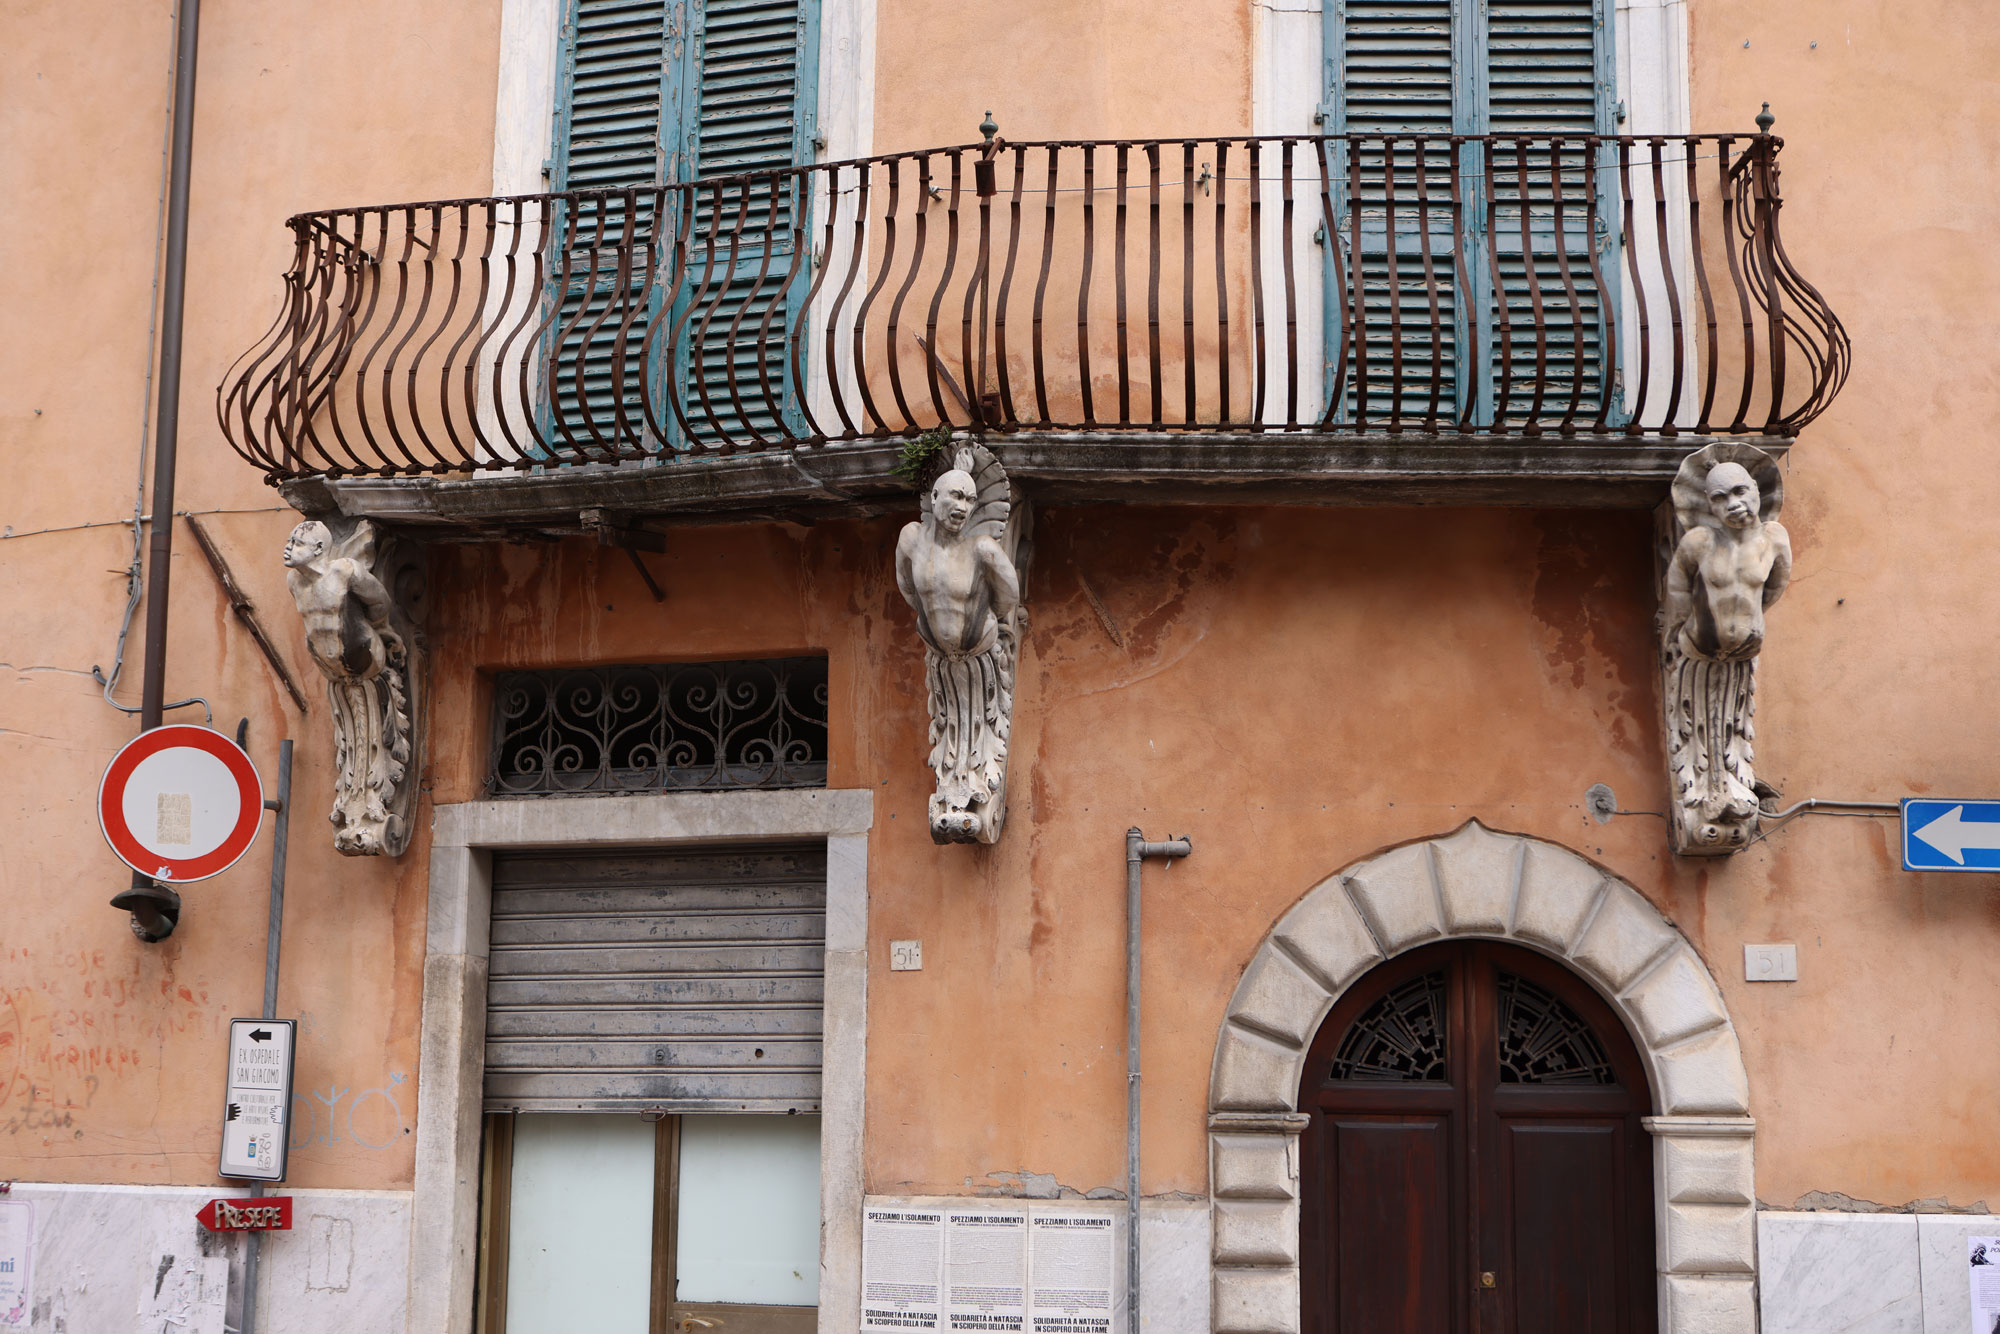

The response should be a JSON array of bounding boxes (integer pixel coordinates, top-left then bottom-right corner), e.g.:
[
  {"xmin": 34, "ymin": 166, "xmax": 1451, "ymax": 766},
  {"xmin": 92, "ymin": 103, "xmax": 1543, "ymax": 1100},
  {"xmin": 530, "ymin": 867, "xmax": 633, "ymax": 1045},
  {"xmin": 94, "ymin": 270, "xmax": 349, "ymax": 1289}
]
[{"xmin": 219, "ymin": 130, "xmax": 1850, "ymax": 481}]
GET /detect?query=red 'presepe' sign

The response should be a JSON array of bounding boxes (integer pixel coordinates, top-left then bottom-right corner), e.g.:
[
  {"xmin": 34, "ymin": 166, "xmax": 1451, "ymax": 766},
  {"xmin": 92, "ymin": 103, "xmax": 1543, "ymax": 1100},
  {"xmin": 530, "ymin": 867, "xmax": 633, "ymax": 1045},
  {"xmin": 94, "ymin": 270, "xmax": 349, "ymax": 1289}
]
[{"xmin": 196, "ymin": 1197, "xmax": 292, "ymax": 1232}]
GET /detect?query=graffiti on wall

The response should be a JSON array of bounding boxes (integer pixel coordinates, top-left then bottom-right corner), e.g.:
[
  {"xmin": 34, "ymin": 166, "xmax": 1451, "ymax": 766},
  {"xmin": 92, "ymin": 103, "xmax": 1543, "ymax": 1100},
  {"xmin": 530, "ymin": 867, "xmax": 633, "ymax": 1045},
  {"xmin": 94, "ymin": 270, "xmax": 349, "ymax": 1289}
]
[
  {"xmin": 289, "ymin": 1072, "xmax": 408, "ymax": 1151},
  {"xmin": 0, "ymin": 943, "xmax": 216, "ymax": 1144}
]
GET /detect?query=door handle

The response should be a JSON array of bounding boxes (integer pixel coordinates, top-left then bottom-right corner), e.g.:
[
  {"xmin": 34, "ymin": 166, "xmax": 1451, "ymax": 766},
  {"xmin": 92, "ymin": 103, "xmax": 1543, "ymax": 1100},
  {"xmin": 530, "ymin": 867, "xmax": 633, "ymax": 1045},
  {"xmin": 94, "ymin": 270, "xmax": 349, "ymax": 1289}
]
[{"xmin": 1480, "ymin": 1271, "xmax": 1497, "ymax": 1290}]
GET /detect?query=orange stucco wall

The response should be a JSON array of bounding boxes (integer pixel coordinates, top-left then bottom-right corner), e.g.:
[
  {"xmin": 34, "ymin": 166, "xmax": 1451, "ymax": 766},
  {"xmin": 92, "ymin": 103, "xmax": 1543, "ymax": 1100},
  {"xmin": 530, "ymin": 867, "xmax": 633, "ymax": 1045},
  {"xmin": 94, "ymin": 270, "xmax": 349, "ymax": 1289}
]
[
  {"xmin": 0, "ymin": 0, "xmax": 501, "ymax": 1189},
  {"xmin": 3, "ymin": 0, "xmax": 1999, "ymax": 1219}
]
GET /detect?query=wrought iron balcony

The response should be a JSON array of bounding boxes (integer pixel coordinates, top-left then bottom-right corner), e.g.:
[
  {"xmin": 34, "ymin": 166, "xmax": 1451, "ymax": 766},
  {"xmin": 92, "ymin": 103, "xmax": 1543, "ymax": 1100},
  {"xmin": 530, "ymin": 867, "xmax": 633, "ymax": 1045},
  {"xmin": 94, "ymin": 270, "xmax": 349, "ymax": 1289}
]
[{"xmin": 220, "ymin": 125, "xmax": 1847, "ymax": 515}]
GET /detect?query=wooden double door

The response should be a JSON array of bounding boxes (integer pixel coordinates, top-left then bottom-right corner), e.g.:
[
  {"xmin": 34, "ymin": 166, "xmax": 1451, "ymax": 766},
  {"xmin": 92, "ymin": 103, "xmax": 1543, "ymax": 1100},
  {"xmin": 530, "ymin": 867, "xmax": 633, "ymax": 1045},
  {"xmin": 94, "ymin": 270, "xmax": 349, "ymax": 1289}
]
[{"xmin": 1301, "ymin": 941, "xmax": 1657, "ymax": 1334}]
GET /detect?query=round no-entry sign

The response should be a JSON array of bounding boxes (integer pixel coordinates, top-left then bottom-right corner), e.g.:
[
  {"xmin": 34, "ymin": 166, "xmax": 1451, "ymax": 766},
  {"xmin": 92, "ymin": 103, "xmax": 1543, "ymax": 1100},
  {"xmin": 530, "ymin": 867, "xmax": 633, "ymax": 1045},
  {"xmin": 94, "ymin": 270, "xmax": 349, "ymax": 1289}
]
[{"xmin": 98, "ymin": 725, "xmax": 264, "ymax": 882}]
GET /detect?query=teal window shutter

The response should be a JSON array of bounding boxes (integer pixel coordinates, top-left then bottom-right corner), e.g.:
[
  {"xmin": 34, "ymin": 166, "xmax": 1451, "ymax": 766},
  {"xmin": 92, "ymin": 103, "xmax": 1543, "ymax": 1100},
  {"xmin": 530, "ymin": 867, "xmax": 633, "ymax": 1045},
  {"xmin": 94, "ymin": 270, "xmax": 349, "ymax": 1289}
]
[
  {"xmin": 547, "ymin": 0, "xmax": 819, "ymax": 452},
  {"xmin": 1484, "ymin": 0, "xmax": 1602, "ymax": 137},
  {"xmin": 1324, "ymin": 0, "xmax": 1463, "ymax": 425},
  {"xmin": 694, "ymin": 0, "xmax": 819, "ymax": 179},
  {"xmin": 553, "ymin": 0, "xmax": 673, "ymax": 193},
  {"xmin": 1323, "ymin": 0, "xmax": 1614, "ymax": 427},
  {"xmin": 547, "ymin": 0, "xmax": 677, "ymax": 447},
  {"xmin": 682, "ymin": 0, "xmax": 821, "ymax": 446},
  {"xmin": 1481, "ymin": 0, "xmax": 1615, "ymax": 426}
]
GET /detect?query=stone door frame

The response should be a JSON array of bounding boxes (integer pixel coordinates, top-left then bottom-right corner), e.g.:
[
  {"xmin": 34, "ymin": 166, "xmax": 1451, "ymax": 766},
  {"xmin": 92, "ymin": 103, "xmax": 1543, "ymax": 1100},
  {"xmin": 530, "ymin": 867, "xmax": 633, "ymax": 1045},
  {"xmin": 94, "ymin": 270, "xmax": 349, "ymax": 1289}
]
[
  {"xmin": 1208, "ymin": 822, "xmax": 1756, "ymax": 1334},
  {"xmin": 406, "ymin": 788, "xmax": 873, "ymax": 1334}
]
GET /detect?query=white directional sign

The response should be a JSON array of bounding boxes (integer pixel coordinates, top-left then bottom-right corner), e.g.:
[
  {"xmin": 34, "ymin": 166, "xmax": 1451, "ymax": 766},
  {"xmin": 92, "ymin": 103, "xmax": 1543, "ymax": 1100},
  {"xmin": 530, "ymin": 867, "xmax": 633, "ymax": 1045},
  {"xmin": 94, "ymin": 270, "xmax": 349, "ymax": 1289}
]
[
  {"xmin": 219, "ymin": 1019, "xmax": 295, "ymax": 1182},
  {"xmin": 1902, "ymin": 799, "xmax": 2000, "ymax": 873}
]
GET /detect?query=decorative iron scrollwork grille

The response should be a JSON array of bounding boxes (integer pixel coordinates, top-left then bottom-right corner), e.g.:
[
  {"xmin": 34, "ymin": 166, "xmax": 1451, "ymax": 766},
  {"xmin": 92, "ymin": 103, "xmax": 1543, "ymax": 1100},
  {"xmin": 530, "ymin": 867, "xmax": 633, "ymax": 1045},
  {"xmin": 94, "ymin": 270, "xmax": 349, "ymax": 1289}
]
[
  {"xmin": 1328, "ymin": 971, "xmax": 1449, "ymax": 1083},
  {"xmin": 488, "ymin": 658, "xmax": 829, "ymax": 796},
  {"xmin": 1496, "ymin": 971, "xmax": 1617, "ymax": 1085}
]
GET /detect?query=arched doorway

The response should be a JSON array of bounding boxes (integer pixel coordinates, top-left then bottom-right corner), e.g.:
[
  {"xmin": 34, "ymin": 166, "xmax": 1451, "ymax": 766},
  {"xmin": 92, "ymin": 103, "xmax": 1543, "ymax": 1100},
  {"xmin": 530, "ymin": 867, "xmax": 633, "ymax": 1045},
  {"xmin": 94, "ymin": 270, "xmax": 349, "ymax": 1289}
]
[
  {"xmin": 1300, "ymin": 940, "xmax": 1656, "ymax": 1333},
  {"xmin": 1207, "ymin": 822, "xmax": 1758, "ymax": 1334}
]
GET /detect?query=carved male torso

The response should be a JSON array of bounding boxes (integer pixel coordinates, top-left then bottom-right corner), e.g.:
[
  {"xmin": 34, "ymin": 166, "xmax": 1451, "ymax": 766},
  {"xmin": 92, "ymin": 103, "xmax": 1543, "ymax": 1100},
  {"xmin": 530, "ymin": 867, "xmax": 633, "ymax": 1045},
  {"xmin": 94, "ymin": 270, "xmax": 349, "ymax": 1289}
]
[
  {"xmin": 1675, "ymin": 521, "xmax": 1790, "ymax": 660},
  {"xmin": 897, "ymin": 526, "xmax": 1010, "ymax": 654},
  {"xmin": 283, "ymin": 522, "xmax": 396, "ymax": 680},
  {"xmin": 1664, "ymin": 459, "xmax": 1792, "ymax": 662},
  {"xmin": 895, "ymin": 469, "xmax": 1020, "ymax": 656}
]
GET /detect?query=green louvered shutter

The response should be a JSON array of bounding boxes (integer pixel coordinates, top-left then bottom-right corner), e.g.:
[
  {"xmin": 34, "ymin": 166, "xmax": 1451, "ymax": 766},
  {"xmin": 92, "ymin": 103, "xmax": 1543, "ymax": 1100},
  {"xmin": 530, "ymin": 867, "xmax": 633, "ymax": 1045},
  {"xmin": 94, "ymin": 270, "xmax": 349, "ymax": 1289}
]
[
  {"xmin": 1325, "ymin": 0, "xmax": 1463, "ymax": 425},
  {"xmin": 557, "ymin": 0, "xmax": 674, "ymax": 192},
  {"xmin": 548, "ymin": 0, "xmax": 678, "ymax": 448},
  {"xmin": 549, "ymin": 0, "xmax": 817, "ymax": 451},
  {"xmin": 1482, "ymin": 0, "xmax": 1614, "ymax": 426},
  {"xmin": 679, "ymin": 0, "xmax": 819, "ymax": 447},
  {"xmin": 1324, "ymin": 0, "xmax": 1614, "ymax": 428}
]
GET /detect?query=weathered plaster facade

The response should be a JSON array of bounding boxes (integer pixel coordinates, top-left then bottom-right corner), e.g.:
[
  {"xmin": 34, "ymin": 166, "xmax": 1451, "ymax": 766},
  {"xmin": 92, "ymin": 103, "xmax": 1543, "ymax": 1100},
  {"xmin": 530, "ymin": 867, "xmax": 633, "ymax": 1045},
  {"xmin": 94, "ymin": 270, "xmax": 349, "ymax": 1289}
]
[{"xmin": 4, "ymin": 0, "xmax": 2000, "ymax": 1329}]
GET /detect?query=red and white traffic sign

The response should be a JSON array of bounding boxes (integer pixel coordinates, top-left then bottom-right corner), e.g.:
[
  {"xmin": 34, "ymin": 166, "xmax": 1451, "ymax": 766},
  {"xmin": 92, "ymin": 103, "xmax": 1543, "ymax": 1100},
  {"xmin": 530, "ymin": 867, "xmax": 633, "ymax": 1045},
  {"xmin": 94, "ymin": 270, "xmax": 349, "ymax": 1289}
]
[{"xmin": 98, "ymin": 725, "xmax": 263, "ymax": 883}]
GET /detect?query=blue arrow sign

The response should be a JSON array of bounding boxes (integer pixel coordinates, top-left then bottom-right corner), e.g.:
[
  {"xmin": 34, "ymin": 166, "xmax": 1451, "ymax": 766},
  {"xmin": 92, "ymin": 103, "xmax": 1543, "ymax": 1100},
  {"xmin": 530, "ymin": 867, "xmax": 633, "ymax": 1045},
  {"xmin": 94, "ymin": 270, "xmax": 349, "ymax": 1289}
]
[{"xmin": 1902, "ymin": 800, "xmax": 2000, "ymax": 872}]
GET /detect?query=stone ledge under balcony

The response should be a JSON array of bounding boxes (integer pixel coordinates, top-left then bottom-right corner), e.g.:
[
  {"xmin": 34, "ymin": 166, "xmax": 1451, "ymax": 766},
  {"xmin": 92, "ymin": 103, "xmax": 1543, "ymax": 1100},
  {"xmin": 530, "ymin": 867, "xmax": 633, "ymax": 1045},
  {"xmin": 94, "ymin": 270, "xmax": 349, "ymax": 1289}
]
[{"xmin": 279, "ymin": 432, "xmax": 1793, "ymax": 538}]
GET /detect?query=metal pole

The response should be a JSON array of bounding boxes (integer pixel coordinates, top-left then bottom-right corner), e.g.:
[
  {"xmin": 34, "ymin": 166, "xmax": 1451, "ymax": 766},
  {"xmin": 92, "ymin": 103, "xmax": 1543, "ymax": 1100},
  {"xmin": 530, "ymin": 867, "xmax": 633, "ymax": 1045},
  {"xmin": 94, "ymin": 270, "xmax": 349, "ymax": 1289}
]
[
  {"xmin": 238, "ymin": 739, "xmax": 292, "ymax": 1334},
  {"xmin": 259, "ymin": 741, "xmax": 293, "ymax": 1019},
  {"xmin": 113, "ymin": 0, "xmax": 203, "ymax": 941},
  {"xmin": 140, "ymin": 0, "xmax": 202, "ymax": 733},
  {"xmin": 1125, "ymin": 829, "xmax": 1190, "ymax": 1334}
]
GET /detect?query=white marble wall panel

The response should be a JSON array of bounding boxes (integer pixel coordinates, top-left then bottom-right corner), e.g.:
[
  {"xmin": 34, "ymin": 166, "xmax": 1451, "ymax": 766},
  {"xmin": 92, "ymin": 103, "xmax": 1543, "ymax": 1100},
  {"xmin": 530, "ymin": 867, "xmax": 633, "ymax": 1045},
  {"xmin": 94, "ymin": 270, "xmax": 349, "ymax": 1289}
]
[
  {"xmin": 251, "ymin": 1190, "xmax": 411, "ymax": 1333},
  {"xmin": 11, "ymin": 1183, "xmax": 409, "ymax": 1334},
  {"xmin": 1139, "ymin": 1201, "xmax": 1213, "ymax": 1334},
  {"xmin": 1758, "ymin": 1211, "xmax": 1923, "ymax": 1334},
  {"xmin": 1916, "ymin": 1213, "xmax": 2000, "ymax": 1334}
]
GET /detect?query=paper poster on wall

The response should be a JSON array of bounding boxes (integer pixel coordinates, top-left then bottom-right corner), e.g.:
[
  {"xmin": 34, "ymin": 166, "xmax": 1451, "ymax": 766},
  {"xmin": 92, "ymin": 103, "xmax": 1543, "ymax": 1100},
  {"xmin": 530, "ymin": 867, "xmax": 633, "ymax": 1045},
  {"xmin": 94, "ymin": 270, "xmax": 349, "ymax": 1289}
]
[
  {"xmin": 137, "ymin": 1254, "xmax": 227, "ymax": 1334},
  {"xmin": 945, "ymin": 1210, "xmax": 1027, "ymax": 1332},
  {"xmin": 1970, "ymin": 1236, "xmax": 2000, "ymax": 1334},
  {"xmin": 1027, "ymin": 1213, "xmax": 1114, "ymax": 1334},
  {"xmin": 0, "ymin": 1200, "xmax": 32, "ymax": 1330},
  {"xmin": 863, "ymin": 1208, "xmax": 945, "ymax": 1331}
]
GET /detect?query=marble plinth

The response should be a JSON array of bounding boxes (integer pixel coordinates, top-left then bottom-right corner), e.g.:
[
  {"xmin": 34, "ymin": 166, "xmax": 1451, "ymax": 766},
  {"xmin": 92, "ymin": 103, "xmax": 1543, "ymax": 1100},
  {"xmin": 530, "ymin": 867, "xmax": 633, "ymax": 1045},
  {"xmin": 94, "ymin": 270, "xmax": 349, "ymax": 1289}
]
[
  {"xmin": 9, "ymin": 1182, "xmax": 410, "ymax": 1334},
  {"xmin": 1758, "ymin": 1211, "xmax": 1922, "ymax": 1334}
]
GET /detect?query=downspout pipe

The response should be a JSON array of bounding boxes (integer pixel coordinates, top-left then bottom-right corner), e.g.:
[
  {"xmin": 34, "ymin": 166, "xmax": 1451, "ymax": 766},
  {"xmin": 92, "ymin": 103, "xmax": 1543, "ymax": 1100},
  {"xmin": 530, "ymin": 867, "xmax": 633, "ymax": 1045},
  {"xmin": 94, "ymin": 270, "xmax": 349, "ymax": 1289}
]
[
  {"xmin": 111, "ymin": 0, "xmax": 203, "ymax": 942},
  {"xmin": 1126, "ymin": 828, "xmax": 1191, "ymax": 1334}
]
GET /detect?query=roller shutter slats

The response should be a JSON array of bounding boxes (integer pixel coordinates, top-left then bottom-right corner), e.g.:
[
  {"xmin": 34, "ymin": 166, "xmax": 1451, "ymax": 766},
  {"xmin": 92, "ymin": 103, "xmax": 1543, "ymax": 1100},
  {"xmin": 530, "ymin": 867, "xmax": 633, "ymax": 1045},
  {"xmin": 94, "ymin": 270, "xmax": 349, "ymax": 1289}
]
[{"xmin": 484, "ymin": 845, "xmax": 826, "ymax": 1113}]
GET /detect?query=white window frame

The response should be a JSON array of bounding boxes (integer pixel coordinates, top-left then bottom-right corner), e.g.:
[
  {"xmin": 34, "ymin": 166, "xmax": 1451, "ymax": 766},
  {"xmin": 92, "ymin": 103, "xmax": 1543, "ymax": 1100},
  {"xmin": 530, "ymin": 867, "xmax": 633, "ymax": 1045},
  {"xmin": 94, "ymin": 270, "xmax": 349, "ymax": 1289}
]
[{"xmin": 406, "ymin": 789, "xmax": 873, "ymax": 1334}]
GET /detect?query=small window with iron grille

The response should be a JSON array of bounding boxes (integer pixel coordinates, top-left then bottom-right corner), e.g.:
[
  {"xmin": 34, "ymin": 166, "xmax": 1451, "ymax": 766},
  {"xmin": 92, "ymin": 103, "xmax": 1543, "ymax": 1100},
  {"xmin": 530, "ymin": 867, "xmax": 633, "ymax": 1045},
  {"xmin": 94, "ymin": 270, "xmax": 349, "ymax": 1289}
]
[{"xmin": 488, "ymin": 657, "xmax": 829, "ymax": 796}]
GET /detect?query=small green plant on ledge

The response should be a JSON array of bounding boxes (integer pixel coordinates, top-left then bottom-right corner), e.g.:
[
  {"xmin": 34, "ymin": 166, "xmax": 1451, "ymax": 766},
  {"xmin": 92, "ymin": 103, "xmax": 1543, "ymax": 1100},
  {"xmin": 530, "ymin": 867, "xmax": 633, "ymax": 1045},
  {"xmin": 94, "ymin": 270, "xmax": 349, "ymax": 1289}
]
[{"xmin": 891, "ymin": 425, "xmax": 956, "ymax": 492}]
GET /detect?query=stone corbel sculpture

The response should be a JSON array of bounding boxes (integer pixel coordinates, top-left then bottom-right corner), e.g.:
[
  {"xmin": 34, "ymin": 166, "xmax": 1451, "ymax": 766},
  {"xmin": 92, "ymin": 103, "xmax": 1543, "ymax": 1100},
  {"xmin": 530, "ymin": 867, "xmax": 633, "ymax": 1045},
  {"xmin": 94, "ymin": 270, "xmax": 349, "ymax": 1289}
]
[
  {"xmin": 894, "ymin": 442, "xmax": 1031, "ymax": 844},
  {"xmin": 1657, "ymin": 444, "xmax": 1791, "ymax": 855},
  {"xmin": 284, "ymin": 518, "xmax": 425, "ymax": 856}
]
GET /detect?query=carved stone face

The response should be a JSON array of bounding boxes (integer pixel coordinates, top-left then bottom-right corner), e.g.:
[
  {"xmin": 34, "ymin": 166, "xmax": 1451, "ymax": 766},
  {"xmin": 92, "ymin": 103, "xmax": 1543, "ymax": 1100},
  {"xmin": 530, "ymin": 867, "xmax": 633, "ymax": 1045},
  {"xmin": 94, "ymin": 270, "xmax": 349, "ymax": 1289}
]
[
  {"xmin": 283, "ymin": 521, "xmax": 330, "ymax": 569},
  {"xmin": 931, "ymin": 470, "xmax": 976, "ymax": 536},
  {"xmin": 1694, "ymin": 818, "xmax": 1752, "ymax": 849},
  {"xmin": 1704, "ymin": 463, "xmax": 1760, "ymax": 530}
]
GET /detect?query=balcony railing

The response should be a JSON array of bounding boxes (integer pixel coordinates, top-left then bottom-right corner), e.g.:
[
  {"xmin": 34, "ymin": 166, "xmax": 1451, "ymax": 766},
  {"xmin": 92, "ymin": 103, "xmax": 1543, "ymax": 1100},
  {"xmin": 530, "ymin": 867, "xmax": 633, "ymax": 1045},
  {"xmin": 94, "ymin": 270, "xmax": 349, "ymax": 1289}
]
[{"xmin": 219, "ymin": 127, "xmax": 1848, "ymax": 482}]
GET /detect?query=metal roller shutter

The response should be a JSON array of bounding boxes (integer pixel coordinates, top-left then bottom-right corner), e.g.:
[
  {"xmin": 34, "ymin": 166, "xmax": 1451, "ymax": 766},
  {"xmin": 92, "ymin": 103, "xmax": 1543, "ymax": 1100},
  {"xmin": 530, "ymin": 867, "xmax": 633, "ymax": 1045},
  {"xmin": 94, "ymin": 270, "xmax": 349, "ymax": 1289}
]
[{"xmin": 484, "ymin": 843, "xmax": 826, "ymax": 1114}]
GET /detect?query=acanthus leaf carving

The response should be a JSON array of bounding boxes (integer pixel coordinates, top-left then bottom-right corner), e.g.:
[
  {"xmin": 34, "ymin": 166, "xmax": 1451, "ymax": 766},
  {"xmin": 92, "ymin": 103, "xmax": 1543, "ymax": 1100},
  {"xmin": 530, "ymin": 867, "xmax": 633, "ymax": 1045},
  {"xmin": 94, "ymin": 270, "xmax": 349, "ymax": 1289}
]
[
  {"xmin": 1656, "ymin": 443, "xmax": 1791, "ymax": 855},
  {"xmin": 283, "ymin": 517, "xmax": 425, "ymax": 857},
  {"xmin": 894, "ymin": 442, "xmax": 1031, "ymax": 845}
]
